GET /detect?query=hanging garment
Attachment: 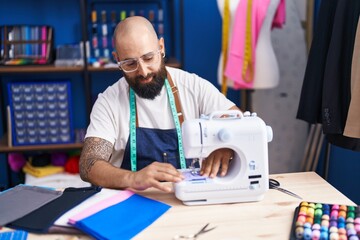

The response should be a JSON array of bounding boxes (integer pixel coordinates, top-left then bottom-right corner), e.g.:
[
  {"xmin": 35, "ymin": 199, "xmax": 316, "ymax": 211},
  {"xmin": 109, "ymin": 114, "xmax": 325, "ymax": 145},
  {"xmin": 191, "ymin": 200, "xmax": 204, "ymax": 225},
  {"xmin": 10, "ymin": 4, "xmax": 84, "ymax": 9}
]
[
  {"xmin": 344, "ymin": 18, "xmax": 360, "ymax": 138},
  {"xmin": 297, "ymin": 0, "xmax": 360, "ymax": 151},
  {"xmin": 322, "ymin": 0, "xmax": 360, "ymax": 135},
  {"xmin": 296, "ymin": 0, "xmax": 338, "ymax": 124},
  {"xmin": 321, "ymin": 0, "xmax": 360, "ymax": 151}
]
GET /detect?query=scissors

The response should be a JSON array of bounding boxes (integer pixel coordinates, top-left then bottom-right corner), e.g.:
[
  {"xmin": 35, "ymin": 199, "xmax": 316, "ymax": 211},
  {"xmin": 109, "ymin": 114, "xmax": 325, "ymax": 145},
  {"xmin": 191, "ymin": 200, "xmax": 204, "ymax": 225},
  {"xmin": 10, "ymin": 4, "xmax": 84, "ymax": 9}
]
[
  {"xmin": 269, "ymin": 178, "xmax": 302, "ymax": 199},
  {"xmin": 173, "ymin": 223, "xmax": 216, "ymax": 239}
]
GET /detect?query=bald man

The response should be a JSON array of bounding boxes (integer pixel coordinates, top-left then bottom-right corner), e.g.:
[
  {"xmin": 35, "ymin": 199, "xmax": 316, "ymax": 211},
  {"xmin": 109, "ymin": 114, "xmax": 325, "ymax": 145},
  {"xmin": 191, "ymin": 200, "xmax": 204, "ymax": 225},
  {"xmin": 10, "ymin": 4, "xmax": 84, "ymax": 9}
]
[{"xmin": 79, "ymin": 16, "xmax": 239, "ymax": 192}]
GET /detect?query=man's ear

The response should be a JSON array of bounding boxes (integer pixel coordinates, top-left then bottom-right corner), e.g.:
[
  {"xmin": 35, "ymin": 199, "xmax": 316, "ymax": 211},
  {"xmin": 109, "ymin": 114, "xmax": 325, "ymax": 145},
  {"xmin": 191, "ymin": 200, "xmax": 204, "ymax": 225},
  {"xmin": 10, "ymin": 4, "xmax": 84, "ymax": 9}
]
[
  {"xmin": 159, "ymin": 37, "xmax": 165, "ymax": 56},
  {"xmin": 112, "ymin": 51, "xmax": 119, "ymax": 62}
]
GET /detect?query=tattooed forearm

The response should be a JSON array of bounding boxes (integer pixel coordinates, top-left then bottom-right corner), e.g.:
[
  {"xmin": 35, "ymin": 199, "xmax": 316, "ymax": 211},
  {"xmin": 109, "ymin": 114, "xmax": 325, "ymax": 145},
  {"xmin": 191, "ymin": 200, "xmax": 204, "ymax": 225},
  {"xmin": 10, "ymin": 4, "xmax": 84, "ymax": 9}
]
[{"xmin": 79, "ymin": 137, "xmax": 113, "ymax": 182}]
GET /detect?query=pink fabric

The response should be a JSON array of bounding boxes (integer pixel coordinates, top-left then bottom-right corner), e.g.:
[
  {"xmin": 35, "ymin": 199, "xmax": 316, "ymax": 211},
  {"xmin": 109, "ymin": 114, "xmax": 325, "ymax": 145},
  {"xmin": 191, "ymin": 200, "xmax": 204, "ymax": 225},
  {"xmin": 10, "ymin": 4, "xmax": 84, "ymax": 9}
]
[
  {"xmin": 225, "ymin": 0, "xmax": 286, "ymax": 89},
  {"xmin": 272, "ymin": 0, "xmax": 286, "ymax": 29},
  {"xmin": 68, "ymin": 190, "xmax": 134, "ymax": 224}
]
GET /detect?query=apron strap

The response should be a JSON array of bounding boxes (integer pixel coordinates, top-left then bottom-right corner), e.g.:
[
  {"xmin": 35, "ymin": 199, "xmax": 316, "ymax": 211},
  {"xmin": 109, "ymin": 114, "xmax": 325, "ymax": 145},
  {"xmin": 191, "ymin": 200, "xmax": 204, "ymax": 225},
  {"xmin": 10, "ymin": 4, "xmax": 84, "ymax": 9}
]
[{"xmin": 167, "ymin": 72, "xmax": 184, "ymax": 125}]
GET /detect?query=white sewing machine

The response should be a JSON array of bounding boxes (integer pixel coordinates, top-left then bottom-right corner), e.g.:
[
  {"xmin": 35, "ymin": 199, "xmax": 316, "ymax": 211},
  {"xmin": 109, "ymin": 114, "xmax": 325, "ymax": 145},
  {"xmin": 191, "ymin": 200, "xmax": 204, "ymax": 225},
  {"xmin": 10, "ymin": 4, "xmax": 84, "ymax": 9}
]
[{"xmin": 174, "ymin": 110, "xmax": 273, "ymax": 205}]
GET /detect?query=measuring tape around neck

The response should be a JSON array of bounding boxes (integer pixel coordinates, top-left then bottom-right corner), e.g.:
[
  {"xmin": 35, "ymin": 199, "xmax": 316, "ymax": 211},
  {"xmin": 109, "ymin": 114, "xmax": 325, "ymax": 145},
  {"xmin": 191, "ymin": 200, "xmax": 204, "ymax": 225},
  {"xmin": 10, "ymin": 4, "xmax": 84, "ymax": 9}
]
[{"xmin": 129, "ymin": 78, "xmax": 187, "ymax": 171}]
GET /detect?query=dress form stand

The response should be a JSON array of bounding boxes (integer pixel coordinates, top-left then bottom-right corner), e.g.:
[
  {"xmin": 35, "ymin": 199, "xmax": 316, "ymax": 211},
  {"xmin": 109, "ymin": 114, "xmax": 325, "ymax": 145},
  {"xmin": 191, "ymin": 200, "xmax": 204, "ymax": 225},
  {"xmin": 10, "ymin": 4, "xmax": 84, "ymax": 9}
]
[{"xmin": 253, "ymin": 0, "xmax": 281, "ymax": 89}]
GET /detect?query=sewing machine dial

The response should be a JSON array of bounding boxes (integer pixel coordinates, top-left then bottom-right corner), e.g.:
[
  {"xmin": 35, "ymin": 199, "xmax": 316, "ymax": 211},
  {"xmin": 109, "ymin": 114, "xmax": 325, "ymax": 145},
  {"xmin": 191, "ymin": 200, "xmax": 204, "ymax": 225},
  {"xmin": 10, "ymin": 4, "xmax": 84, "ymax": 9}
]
[{"xmin": 218, "ymin": 128, "xmax": 231, "ymax": 142}]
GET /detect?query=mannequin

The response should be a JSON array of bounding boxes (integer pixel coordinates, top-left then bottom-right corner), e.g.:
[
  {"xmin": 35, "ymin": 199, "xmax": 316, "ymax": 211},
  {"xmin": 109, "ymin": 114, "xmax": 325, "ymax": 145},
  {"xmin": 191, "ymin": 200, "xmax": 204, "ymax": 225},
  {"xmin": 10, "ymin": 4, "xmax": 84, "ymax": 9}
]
[
  {"xmin": 220, "ymin": 0, "xmax": 282, "ymax": 89},
  {"xmin": 253, "ymin": 0, "xmax": 280, "ymax": 89}
]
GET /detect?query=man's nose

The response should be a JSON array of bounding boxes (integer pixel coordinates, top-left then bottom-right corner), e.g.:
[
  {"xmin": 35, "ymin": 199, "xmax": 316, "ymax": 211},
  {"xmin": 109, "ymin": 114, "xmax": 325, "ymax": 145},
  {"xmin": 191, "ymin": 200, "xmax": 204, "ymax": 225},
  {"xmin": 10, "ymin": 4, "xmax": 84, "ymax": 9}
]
[{"xmin": 137, "ymin": 60, "xmax": 150, "ymax": 77}]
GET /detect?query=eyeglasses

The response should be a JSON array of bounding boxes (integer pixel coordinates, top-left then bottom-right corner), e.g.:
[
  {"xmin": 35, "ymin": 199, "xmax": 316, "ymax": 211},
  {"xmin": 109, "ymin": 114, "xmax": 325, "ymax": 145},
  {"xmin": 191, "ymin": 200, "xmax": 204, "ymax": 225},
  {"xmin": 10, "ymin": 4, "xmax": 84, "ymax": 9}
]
[{"xmin": 117, "ymin": 49, "xmax": 162, "ymax": 73}]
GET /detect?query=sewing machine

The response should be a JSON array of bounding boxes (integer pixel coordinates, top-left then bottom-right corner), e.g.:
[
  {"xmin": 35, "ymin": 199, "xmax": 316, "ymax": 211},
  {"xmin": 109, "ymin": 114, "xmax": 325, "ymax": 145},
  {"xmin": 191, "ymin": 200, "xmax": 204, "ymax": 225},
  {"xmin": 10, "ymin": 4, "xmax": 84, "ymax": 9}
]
[{"xmin": 174, "ymin": 110, "xmax": 273, "ymax": 205}]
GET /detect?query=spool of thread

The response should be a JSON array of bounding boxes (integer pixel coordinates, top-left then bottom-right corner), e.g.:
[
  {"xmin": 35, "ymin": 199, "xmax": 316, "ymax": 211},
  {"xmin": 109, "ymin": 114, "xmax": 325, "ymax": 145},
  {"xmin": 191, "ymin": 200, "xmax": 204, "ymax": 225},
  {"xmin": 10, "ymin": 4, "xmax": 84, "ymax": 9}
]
[
  {"xmin": 51, "ymin": 152, "xmax": 68, "ymax": 166},
  {"xmin": 8, "ymin": 153, "xmax": 26, "ymax": 172},
  {"xmin": 65, "ymin": 155, "xmax": 80, "ymax": 174}
]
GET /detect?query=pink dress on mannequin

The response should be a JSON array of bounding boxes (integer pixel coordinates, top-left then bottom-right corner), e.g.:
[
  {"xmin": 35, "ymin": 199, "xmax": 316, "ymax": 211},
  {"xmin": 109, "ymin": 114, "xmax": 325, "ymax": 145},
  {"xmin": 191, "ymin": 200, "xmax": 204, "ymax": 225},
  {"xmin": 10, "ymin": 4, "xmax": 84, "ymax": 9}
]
[{"xmin": 224, "ymin": 0, "xmax": 285, "ymax": 89}]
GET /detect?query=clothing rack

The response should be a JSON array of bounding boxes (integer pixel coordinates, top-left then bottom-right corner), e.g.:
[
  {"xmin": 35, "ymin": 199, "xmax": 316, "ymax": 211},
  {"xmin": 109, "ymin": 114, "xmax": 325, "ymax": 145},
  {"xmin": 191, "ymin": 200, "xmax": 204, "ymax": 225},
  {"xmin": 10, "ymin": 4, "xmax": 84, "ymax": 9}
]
[{"xmin": 300, "ymin": 123, "xmax": 331, "ymax": 180}]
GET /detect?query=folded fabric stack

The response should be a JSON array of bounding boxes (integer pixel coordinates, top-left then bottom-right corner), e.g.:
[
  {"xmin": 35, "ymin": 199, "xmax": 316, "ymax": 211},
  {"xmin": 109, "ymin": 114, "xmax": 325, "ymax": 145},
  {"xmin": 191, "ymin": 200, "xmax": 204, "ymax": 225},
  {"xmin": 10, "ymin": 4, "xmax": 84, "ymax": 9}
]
[
  {"xmin": 0, "ymin": 185, "xmax": 171, "ymax": 240},
  {"xmin": 22, "ymin": 162, "xmax": 64, "ymax": 178}
]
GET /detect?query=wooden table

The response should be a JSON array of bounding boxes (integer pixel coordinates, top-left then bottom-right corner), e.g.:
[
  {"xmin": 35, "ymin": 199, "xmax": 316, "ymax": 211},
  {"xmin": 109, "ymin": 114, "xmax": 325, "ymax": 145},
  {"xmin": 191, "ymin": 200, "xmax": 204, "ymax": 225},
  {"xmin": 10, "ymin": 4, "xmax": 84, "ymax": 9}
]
[
  {"xmin": 2, "ymin": 172, "xmax": 356, "ymax": 240},
  {"xmin": 135, "ymin": 171, "xmax": 355, "ymax": 240}
]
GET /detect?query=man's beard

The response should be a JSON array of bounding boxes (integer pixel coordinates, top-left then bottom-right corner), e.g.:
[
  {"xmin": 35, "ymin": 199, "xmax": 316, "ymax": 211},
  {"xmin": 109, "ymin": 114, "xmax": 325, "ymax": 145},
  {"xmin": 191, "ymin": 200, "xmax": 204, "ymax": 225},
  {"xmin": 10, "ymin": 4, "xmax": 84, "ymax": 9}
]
[{"xmin": 124, "ymin": 60, "xmax": 167, "ymax": 100}]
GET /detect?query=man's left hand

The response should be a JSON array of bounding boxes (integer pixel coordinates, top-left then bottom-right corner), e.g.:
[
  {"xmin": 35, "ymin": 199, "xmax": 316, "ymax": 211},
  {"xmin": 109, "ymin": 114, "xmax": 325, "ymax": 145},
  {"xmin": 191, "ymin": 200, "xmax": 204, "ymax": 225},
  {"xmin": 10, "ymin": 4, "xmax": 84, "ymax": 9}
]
[{"xmin": 199, "ymin": 148, "xmax": 234, "ymax": 178}]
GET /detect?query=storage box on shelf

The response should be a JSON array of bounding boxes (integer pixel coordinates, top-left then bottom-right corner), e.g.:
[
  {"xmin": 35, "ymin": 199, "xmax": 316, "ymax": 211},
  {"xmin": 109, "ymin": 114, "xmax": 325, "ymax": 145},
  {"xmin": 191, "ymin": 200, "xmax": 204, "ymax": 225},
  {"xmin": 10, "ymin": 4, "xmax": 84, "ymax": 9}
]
[
  {"xmin": 0, "ymin": 25, "xmax": 54, "ymax": 66},
  {"xmin": 7, "ymin": 81, "xmax": 74, "ymax": 146}
]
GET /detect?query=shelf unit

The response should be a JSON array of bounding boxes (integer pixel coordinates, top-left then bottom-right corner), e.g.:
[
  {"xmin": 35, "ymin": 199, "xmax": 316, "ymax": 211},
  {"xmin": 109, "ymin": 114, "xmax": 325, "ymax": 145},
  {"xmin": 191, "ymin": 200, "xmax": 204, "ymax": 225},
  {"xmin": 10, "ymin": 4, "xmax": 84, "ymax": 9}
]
[
  {"xmin": 0, "ymin": 136, "xmax": 83, "ymax": 153},
  {"xmin": 0, "ymin": 0, "xmax": 182, "ymax": 188},
  {"xmin": 0, "ymin": 66, "xmax": 84, "ymax": 73}
]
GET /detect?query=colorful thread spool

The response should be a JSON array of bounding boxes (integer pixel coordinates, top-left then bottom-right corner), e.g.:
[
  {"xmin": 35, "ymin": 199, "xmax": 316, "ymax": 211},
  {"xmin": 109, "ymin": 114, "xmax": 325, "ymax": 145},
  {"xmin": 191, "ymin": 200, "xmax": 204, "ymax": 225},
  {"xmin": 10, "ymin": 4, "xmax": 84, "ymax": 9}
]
[{"xmin": 294, "ymin": 202, "xmax": 359, "ymax": 240}]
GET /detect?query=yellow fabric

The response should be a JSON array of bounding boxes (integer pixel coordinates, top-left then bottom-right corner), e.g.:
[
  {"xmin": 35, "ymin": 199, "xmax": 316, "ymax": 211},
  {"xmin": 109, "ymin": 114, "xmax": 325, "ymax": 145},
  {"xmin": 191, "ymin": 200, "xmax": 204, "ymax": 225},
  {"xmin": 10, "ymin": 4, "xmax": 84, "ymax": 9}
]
[
  {"xmin": 242, "ymin": 0, "xmax": 254, "ymax": 83},
  {"xmin": 23, "ymin": 162, "xmax": 64, "ymax": 178},
  {"xmin": 221, "ymin": 0, "xmax": 231, "ymax": 96}
]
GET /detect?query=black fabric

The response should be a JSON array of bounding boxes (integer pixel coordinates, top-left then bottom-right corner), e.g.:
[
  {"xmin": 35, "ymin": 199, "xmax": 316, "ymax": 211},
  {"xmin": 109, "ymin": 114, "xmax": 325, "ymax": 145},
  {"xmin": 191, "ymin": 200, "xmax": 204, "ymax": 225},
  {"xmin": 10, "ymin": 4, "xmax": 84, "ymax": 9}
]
[
  {"xmin": 296, "ymin": 0, "xmax": 338, "ymax": 124},
  {"xmin": 297, "ymin": 0, "xmax": 360, "ymax": 151},
  {"xmin": 322, "ymin": 0, "xmax": 360, "ymax": 134},
  {"xmin": 322, "ymin": 0, "xmax": 360, "ymax": 151},
  {"xmin": 7, "ymin": 186, "xmax": 101, "ymax": 233}
]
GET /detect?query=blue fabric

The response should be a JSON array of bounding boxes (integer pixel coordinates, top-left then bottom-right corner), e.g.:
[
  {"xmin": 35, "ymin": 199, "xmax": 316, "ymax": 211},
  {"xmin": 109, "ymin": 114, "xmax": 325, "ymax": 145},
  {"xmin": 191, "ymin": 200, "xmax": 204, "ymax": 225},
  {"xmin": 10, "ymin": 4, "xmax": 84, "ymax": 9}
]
[
  {"xmin": 122, "ymin": 127, "xmax": 195, "ymax": 170},
  {"xmin": 0, "ymin": 230, "xmax": 27, "ymax": 240},
  {"xmin": 73, "ymin": 194, "xmax": 171, "ymax": 240}
]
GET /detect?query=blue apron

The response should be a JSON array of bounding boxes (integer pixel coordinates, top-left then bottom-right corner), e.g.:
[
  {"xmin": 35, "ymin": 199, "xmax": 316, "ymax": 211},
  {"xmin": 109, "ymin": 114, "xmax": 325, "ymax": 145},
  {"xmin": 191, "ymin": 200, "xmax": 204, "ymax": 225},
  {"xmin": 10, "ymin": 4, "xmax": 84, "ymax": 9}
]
[
  {"xmin": 122, "ymin": 127, "xmax": 193, "ymax": 170},
  {"xmin": 121, "ymin": 75, "xmax": 198, "ymax": 171}
]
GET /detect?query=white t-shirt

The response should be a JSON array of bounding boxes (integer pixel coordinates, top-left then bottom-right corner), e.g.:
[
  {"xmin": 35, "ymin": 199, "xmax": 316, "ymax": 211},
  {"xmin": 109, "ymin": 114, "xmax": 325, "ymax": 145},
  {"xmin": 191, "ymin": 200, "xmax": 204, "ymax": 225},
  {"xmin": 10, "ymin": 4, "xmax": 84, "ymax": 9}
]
[{"xmin": 85, "ymin": 66, "xmax": 235, "ymax": 167}]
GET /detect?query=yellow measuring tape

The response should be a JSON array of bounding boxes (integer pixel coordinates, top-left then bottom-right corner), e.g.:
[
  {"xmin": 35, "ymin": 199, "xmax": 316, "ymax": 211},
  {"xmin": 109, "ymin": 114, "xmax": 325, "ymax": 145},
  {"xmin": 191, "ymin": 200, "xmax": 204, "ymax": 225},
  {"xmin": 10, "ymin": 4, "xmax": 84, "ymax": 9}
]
[
  {"xmin": 221, "ymin": 0, "xmax": 230, "ymax": 96},
  {"xmin": 242, "ymin": 0, "xmax": 254, "ymax": 83}
]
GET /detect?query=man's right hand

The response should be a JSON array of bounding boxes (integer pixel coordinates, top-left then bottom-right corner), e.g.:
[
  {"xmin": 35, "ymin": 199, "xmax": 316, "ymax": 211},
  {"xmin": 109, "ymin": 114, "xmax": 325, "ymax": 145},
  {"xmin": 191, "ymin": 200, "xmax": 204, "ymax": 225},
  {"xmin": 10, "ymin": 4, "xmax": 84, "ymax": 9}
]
[{"xmin": 128, "ymin": 162, "xmax": 184, "ymax": 192}]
